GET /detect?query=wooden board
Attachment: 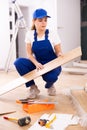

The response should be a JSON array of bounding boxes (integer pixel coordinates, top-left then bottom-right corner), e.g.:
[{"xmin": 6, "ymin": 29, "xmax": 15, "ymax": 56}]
[
  {"xmin": 0, "ymin": 47, "xmax": 81, "ymax": 96},
  {"xmin": 72, "ymin": 90, "xmax": 87, "ymax": 113},
  {"xmin": 0, "ymin": 102, "xmax": 16, "ymax": 115},
  {"xmin": 73, "ymin": 61, "xmax": 87, "ymax": 68},
  {"xmin": 62, "ymin": 67, "xmax": 87, "ymax": 75}
]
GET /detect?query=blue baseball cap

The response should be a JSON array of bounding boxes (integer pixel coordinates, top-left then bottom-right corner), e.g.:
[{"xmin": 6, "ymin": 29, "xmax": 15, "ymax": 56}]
[{"xmin": 33, "ymin": 8, "xmax": 51, "ymax": 19}]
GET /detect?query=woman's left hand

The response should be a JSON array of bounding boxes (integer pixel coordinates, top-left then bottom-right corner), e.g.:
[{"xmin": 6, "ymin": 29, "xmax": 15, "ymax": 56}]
[{"xmin": 58, "ymin": 52, "xmax": 64, "ymax": 57}]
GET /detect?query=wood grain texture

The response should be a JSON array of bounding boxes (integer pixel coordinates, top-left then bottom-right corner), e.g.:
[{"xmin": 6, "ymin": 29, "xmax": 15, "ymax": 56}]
[
  {"xmin": 0, "ymin": 69, "xmax": 87, "ymax": 130},
  {"xmin": 0, "ymin": 47, "xmax": 81, "ymax": 95}
]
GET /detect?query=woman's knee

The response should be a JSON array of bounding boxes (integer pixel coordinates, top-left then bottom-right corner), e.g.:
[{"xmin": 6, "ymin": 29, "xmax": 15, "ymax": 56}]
[
  {"xmin": 14, "ymin": 57, "xmax": 36, "ymax": 71},
  {"xmin": 42, "ymin": 73, "xmax": 58, "ymax": 82},
  {"xmin": 42, "ymin": 67, "xmax": 62, "ymax": 82},
  {"xmin": 14, "ymin": 58, "xmax": 23, "ymax": 67}
]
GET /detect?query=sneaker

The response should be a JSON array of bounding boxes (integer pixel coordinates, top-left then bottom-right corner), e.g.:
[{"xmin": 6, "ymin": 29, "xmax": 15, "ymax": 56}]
[
  {"xmin": 27, "ymin": 85, "xmax": 40, "ymax": 99},
  {"xmin": 47, "ymin": 86, "xmax": 56, "ymax": 96}
]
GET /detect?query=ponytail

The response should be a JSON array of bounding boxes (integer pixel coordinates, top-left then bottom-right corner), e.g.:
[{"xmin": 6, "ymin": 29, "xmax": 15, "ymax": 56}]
[
  {"xmin": 31, "ymin": 19, "xmax": 36, "ymax": 30},
  {"xmin": 31, "ymin": 24, "xmax": 36, "ymax": 30}
]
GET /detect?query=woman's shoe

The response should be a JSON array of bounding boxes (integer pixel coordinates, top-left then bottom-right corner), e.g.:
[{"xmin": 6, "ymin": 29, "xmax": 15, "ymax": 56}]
[
  {"xmin": 27, "ymin": 85, "xmax": 40, "ymax": 99},
  {"xmin": 47, "ymin": 86, "xmax": 56, "ymax": 96}
]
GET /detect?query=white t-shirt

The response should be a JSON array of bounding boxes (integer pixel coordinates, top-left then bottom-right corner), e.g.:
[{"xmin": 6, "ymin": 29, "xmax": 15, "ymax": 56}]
[{"xmin": 25, "ymin": 29, "xmax": 61, "ymax": 48}]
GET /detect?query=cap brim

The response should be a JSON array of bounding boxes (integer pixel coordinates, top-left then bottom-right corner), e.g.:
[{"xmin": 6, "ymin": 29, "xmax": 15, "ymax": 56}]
[
  {"xmin": 47, "ymin": 16, "xmax": 51, "ymax": 18},
  {"xmin": 35, "ymin": 15, "xmax": 51, "ymax": 19}
]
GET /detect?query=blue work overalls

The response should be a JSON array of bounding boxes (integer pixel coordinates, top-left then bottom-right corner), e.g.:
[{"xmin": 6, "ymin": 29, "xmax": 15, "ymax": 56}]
[{"xmin": 14, "ymin": 29, "xmax": 61, "ymax": 88}]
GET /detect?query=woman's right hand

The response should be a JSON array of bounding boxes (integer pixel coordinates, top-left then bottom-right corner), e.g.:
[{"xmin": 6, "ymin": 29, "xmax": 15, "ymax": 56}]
[{"xmin": 35, "ymin": 62, "xmax": 44, "ymax": 70}]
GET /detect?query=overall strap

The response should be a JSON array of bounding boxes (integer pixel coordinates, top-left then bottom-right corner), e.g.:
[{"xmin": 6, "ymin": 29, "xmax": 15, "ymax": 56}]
[
  {"xmin": 45, "ymin": 29, "xmax": 49, "ymax": 40},
  {"xmin": 34, "ymin": 29, "xmax": 49, "ymax": 41},
  {"xmin": 34, "ymin": 29, "xmax": 37, "ymax": 41}
]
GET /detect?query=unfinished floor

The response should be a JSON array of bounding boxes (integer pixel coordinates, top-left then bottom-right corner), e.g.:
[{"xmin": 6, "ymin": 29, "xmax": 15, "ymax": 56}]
[{"xmin": 0, "ymin": 69, "xmax": 87, "ymax": 130}]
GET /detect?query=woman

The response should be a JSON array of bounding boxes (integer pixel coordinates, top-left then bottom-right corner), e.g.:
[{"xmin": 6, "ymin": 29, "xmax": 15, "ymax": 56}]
[{"xmin": 14, "ymin": 8, "xmax": 63, "ymax": 99}]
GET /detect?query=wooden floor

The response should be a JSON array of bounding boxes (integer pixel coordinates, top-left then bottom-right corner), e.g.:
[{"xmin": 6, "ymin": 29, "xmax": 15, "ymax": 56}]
[{"xmin": 0, "ymin": 69, "xmax": 87, "ymax": 130}]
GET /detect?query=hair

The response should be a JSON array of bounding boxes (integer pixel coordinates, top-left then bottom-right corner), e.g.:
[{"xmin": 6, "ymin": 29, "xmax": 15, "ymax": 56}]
[
  {"xmin": 31, "ymin": 24, "xmax": 36, "ymax": 30},
  {"xmin": 31, "ymin": 19, "xmax": 36, "ymax": 30}
]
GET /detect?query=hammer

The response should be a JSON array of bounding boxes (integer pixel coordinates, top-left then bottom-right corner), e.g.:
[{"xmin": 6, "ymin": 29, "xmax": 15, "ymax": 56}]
[{"xmin": 3, "ymin": 116, "xmax": 31, "ymax": 126}]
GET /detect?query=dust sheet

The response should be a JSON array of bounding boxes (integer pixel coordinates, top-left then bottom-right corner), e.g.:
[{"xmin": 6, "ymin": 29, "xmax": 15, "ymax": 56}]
[{"xmin": 28, "ymin": 113, "xmax": 79, "ymax": 130}]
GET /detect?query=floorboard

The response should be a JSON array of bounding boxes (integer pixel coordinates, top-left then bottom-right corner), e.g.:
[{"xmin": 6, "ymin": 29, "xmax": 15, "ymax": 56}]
[{"xmin": 0, "ymin": 70, "xmax": 87, "ymax": 130}]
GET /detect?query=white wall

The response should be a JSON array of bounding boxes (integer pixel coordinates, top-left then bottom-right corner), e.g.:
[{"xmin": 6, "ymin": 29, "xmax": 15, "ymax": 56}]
[
  {"xmin": 57, "ymin": 0, "xmax": 81, "ymax": 53},
  {"xmin": 0, "ymin": 0, "xmax": 10, "ymax": 69},
  {"xmin": 18, "ymin": 6, "xmax": 29, "ymax": 58}
]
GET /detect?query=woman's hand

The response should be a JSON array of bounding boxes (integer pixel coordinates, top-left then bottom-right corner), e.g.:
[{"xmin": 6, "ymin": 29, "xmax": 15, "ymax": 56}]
[
  {"xmin": 54, "ymin": 44, "xmax": 63, "ymax": 57},
  {"xmin": 58, "ymin": 52, "xmax": 64, "ymax": 57},
  {"xmin": 35, "ymin": 62, "xmax": 44, "ymax": 70}
]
